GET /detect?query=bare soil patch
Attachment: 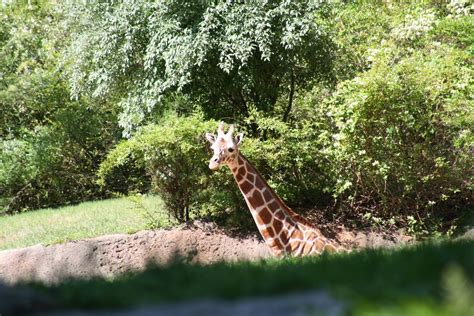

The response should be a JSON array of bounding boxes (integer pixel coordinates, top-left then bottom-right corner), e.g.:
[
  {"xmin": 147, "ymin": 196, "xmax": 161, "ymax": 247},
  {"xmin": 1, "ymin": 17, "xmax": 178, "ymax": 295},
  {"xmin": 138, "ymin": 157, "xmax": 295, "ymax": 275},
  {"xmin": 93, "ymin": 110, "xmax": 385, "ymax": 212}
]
[{"xmin": 0, "ymin": 220, "xmax": 413, "ymax": 285}]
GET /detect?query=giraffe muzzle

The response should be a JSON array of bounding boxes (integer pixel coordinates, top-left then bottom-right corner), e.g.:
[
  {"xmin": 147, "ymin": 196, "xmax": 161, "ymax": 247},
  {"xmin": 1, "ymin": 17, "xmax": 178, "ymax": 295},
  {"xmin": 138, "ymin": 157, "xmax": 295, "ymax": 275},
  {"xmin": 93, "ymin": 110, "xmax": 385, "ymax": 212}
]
[{"xmin": 209, "ymin": 157, "xmax": 220, "ymax": 170}]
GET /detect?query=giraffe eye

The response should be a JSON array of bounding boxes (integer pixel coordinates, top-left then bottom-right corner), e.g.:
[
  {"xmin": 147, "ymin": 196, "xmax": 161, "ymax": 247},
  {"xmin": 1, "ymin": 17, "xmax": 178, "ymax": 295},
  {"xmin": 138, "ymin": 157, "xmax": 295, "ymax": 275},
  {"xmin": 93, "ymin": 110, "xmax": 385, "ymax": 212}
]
[{"xmin": 228, "ymin": 148, "xmax": 234, "ymax": 153}]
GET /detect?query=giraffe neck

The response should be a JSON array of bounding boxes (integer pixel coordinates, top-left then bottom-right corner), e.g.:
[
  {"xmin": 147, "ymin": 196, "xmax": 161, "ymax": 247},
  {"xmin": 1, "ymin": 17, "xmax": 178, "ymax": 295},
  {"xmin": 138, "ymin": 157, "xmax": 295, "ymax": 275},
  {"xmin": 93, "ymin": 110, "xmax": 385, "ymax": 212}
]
[{"xmin": 228, "ymin": 154, "xmax": 340, "ymax": 256}]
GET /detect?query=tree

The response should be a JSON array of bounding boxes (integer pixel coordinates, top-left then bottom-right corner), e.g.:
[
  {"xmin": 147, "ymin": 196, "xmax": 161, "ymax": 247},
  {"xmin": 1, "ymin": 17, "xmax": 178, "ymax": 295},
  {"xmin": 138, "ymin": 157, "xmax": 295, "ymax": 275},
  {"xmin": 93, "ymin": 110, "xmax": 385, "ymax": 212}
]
[
  {"xmin": 0, "ymin": 1, "xmax": 121, "ymax": 213},
  {"xmin": 0, "ymin": 0, "xmax": 63, "ymax": 138},
  {"xmin": 65, "ymin": 0, "xmax": 335, "ymax": 136}
]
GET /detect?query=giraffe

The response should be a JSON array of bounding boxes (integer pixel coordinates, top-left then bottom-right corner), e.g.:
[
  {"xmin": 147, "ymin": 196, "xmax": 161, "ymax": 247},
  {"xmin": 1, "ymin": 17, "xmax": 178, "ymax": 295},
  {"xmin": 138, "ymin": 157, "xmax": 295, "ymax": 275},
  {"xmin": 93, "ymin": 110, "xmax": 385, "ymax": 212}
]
[{"xmin": 205, "ymin": 122, "xmax": 345, "ymax": 257}]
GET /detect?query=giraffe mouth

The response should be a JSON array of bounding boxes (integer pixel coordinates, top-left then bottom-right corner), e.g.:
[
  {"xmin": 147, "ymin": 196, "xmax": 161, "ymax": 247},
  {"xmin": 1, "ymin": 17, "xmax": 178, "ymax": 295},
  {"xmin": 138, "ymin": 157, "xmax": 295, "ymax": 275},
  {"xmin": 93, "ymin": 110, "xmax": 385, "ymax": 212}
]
[{"xmin": 209, "ymin": 160, "xmax": 220, "ymax": 170}]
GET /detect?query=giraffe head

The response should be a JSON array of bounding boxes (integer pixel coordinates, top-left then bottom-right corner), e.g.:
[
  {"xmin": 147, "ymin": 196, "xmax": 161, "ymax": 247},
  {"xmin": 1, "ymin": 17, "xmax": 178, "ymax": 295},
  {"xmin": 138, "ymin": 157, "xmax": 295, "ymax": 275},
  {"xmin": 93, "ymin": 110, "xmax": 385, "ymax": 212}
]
[{"xmin": 205, "ymin": 122, "xmax": 243, "ymax": 170}]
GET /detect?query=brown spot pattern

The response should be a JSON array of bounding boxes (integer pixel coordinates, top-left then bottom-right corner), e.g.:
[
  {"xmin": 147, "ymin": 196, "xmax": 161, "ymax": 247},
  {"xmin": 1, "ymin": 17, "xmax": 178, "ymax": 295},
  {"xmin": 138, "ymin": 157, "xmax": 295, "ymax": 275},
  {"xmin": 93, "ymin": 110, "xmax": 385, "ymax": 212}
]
[
  {"xmin": 262, "ymin": 227, "xmax": 275, "ymax": 240},
  {"xmin": 255, "ymin": 214, "xmax": 265, "ymax": 225},
  {"xmin": 273, "ymin": 219, "xmax": 283, "ymax": 232},
  {"xmin": 235, "ymin": 173, "xmax": 243, "ymax": 182},
  {"xmin": 274, "ymin": 211, "xmax": 285, "ymax": 220},
  {"xmin": 255, "ymin": 176, "xmax": 265, "ymax": 190},
  {"xmin": 247, "ymin": 173, "xmax": 255, "ymax": 183},
  {"xmin": 279, "ymin": 232, "xmax": 289, "ymax": 245},
  {"xmin": 228, "ymin": 155, "xmax": 342, "ymax": 257},
  {"xmin": 240, "ymin": 180, "xmax": 253, "ymax": 194},
  {"xmin": 273, "ymin": 238, "xmax": 283, "ymax": 250},
  {"xmin": 262, "ymin": 189, "xmax": 273, "ymax": 202},
  {"xmin": 268, "ymin": 201, "xmax": 279, "ymax": 211},
  {"xmin": 249, "ymin": 191, "xmax": 264, "ymax": 208},
  {"xmin": 258, "ymin": 207, "xmax": 272, "ymax": 224}
]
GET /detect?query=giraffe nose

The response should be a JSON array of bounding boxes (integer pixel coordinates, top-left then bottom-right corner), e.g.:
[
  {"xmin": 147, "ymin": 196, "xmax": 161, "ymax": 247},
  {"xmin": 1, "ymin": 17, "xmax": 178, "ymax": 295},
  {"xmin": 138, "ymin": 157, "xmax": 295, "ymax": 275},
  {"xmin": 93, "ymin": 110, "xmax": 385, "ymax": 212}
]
[{"xmin": 209, "ymin": 157, "xmax": 220, "ymax": 170}]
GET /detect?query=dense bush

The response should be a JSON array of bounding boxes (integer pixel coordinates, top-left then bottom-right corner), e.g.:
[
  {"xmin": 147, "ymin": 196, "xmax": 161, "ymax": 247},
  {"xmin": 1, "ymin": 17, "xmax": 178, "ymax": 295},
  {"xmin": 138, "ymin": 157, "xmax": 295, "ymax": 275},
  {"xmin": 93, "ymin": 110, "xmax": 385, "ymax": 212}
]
[
  {"xmin": 98, "ymin": 115, "xmax": 224, "ymax": 222},
  {"xmin": 222, "ymin": 3, "xmax": 473, "ymax": 230},
  {"xmin": 0, "ymin": 139, "xmax": 36, "ymax": 211},
  {"xmin": 309, "ymin": 44, "xmax": 472, "ymax": 227},
  {"xmin": 326, "ymin": 1, "xmax": 394, "ymax": 81},
  {"xmin": 0, "ymin": 103, "xmax": 119, "ymax": 213},
  {"xmin": 236, "ymin": 111, "xmax": 333, "ymax": 208}
]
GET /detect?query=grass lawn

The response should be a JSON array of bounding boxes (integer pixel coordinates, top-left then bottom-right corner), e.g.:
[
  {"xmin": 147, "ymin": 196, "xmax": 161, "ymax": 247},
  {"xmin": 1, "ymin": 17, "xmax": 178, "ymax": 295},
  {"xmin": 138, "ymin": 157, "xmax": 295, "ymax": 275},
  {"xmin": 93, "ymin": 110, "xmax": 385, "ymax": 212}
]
[
  {"xmin": 0, "ymin": 195, "xmax": 169, "ymax": 250},
  {"xmin": 32, "ymin": 238, "xmax": 474, "ymax": 315}
]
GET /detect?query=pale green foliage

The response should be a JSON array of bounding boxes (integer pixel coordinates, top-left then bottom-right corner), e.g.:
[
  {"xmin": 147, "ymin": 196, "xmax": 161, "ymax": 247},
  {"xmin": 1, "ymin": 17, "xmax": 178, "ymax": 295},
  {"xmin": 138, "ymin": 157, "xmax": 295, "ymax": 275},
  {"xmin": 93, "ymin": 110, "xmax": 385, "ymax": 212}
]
[
  {"xmin": 328, "ymin": 1, "xmax": 393, "ymax": 81},
  {"xmin": 239, "ymin": 109, "xmax": 332, "ymax": 207},
  {"xmin": 98, "ymin": 115, "xmax": 219, "ymax": 222},
  {"xmin": 98, "ymin": 111, "xmax": 333, "ymax": 227},
  {"xmin": 92, "ymin": 1, "xmax": 473, "ymax": 230},
  {"xmin": 446, "ymin": 0, "xmax": 474, "ymax": 17},
  {"xmin": 390, "ymin": 8, "xmax": 437, "ymax": 44},
  {"xmin": 433, "ymin": 14, "xmax": 474, "ymax": 52},
  {"xmin": 1, "ymin": 0, "xmax": 472, "ymax": 232},
  {"xmin": 64, "ymin": 0, "xmax": 334, "ymax": 136},
  {"xmin": 310, "ymin": 13, "xmax": 473, "ymax": 219}
]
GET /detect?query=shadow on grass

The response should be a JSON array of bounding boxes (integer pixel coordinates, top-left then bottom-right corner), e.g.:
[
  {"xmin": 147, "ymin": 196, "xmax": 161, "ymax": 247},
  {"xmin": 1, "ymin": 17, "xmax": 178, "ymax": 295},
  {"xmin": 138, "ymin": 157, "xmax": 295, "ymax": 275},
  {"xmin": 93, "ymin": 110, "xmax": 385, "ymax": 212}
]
[{"xmin": 17, "ymin": 239, "xmax": 471, "ymax": 314}]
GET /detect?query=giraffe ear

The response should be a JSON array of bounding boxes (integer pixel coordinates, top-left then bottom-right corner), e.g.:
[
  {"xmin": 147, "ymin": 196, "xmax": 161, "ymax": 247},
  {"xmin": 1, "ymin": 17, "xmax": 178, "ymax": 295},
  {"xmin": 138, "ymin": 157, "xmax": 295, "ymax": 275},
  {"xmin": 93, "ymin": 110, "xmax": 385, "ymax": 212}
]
[
  {"xmin": 205, "ymin": 133, "xmax": 216, "ymax": 144},
  {"xmin": 235, "ymin": 133, "xmax": 244, "ymax": 145}
]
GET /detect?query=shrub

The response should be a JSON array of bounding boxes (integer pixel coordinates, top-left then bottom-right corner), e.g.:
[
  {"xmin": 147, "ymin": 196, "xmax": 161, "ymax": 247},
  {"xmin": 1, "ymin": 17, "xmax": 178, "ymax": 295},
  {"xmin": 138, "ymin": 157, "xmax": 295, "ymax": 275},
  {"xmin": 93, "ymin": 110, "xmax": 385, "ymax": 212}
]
[
  {"xmin": 0, "ymin": 139, "xmax": 37, "ymax": 213},
  {"xmin": 432, "ymin": 14, "xmax": 474, "ymax": 52},
  {"xmin": 238, "ymin": 111, "xmax": 333, "ymax": 209},
  {"xmin": 312, "ymin": 43, "xmax": 473, "ymax": 223},
  {"xmin": 0, "ymin": 103, "xmax": 120, "ymax": 213},
  {"xmin": 327, "ymin": 1, "xmax": 393, "ymax": 81},
  {"xmin": 98, "ymin": 115, "xmax": 222, "ymax": 223}
]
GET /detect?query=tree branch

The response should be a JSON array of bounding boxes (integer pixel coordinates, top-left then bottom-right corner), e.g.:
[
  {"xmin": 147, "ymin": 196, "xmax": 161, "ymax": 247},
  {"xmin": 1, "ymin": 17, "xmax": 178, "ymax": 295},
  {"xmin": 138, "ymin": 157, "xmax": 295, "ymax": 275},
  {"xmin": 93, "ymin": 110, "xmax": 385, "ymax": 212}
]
[{"xmin": 283, "ymin": 70, "xmax": 295, "ymax": 122}]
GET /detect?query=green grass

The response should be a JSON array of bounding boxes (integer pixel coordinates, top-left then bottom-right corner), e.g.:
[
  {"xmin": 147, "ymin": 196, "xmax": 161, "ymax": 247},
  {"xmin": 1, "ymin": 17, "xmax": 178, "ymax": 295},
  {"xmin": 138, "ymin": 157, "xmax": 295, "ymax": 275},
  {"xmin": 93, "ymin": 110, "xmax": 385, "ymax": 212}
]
[
  {"xmin": 0, "ymin": 195, "xmax": 169, "ymax": 250},
  {"xmin": 31, "ymin": 239, "xmax": 474, "ymax": 315}
]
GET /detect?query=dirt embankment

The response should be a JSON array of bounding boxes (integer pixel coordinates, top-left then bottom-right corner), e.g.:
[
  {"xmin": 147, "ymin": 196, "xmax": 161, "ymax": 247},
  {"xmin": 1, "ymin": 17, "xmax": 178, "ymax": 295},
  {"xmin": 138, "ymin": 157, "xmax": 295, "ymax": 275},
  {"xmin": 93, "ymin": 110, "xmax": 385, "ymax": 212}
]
[
  {"xmin": 0, "ymin": 222, "xmax": 269, "ymax": 285},
  {"xmin": 0, "ymin": 221, "xmax": 413, "ymax": 285}
]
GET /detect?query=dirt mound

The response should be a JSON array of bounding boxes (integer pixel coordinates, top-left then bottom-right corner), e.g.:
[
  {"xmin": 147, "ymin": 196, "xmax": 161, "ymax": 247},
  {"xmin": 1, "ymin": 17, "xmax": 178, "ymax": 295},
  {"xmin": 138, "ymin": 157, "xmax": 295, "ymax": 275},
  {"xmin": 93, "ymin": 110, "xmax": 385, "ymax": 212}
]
[
  {"xmin": 0, "ymin": 222, "xmax": 269, "ymax": 285},
  {"xmin": 0, "ymin": 221, "xmax": 413, "ymax": 285}
]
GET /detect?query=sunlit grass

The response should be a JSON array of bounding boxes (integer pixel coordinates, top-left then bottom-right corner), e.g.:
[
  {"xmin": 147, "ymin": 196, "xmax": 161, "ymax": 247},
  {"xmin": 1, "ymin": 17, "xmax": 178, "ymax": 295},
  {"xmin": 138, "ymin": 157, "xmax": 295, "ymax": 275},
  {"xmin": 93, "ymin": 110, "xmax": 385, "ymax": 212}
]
[{"xmin": 0, "ymin": 195, "xmax": 169, "ymax": 250}]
